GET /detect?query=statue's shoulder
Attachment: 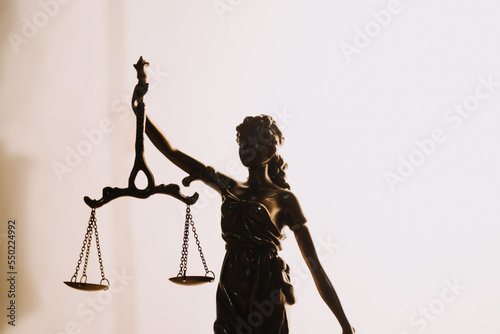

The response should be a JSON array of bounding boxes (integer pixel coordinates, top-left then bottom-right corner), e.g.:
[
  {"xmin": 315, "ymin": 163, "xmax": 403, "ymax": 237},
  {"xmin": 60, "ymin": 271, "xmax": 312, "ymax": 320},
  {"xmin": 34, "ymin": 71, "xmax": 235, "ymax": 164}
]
[
  {"xmin": 276, "ymin": 189, "xmax": 299, "ymax": 204},
  {"xmin": 276, "ymin": 189, "xmax": 307, "ymax": 229}
]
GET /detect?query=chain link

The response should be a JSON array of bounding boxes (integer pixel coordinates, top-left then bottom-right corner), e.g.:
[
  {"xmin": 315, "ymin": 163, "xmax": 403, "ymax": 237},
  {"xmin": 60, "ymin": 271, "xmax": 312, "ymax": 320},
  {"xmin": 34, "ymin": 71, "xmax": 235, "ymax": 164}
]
[
  {"xmin": 72, "ymin": 208, "xmax": 95, "ymax": 281},
  {"xmin": 70, "ymin": 208, "xmax": 108, "ymax": 286},
  {"xmin": 176, "ymin": 205, "xmax": 212, "ymax": 277},
  {"xmin": 190, "ymin": 214, "xmax": 210, "ymax": 275},
  {"xmin": 81, "ymin": 217, "xmax": 94, "ymax": 280},
  {"xmin": 92, "ymin": 212, "xmax": 107, "ymax": 281},
  {"xmin": 177, "ymin": 206, "xmax": 191, "ymax": 277}
]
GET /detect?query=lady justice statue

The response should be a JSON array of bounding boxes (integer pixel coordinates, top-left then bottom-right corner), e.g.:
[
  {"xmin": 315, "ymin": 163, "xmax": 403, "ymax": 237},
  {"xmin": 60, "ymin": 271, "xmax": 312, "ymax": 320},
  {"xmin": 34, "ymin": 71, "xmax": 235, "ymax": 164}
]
[{"xmin": 134, "ymin": 67, "xmax": 355, "ymax": 334}]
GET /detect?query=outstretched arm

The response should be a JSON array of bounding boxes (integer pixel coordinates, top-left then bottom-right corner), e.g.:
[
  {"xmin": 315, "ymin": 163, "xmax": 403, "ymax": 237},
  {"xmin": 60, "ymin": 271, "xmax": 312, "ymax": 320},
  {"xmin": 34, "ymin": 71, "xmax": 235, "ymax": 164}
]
[
  {"xmin": 143, "ymin": 114, "xmax": 205, "ymax": 174},
  {"xmin": 293, "ymin": 225, "xmax": 355, "ymax": 333},
  {"xmin": 133, "ymin": 102, "xmax": 233, "ymax": 193}
]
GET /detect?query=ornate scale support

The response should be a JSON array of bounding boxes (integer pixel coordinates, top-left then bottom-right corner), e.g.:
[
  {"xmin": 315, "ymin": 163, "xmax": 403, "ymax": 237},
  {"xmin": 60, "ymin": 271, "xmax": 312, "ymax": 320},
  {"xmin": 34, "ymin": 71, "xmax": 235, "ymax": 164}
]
[{"xmin": 64, "ymin": 57, "xmax": 214, "ymax": 291}]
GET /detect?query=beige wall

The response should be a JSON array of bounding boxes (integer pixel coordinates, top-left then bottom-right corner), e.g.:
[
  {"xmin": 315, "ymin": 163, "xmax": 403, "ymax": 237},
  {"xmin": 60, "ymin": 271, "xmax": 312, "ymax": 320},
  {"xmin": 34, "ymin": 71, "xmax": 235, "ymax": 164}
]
[{"xmin": 1, "ymin": 1, "xmax": 500, "ymax": 333}]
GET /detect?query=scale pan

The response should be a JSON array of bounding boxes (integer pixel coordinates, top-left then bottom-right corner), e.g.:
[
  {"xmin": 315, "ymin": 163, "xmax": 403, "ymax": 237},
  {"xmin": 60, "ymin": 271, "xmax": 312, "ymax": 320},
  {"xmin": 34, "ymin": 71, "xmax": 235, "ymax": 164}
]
[
  {"xmin": 169, "ymin": 276, "xmax": 214, "ymax": 286},
  {"xmin": 64, "ymin": 281, "xmax": 109, "ymax": 291}
]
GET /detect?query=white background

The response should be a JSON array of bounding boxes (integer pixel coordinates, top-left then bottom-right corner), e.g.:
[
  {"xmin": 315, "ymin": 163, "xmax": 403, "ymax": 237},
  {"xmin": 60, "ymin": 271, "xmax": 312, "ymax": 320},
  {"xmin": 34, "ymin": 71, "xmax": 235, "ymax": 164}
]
[{"xmin": 1, "ymin": 0, "xmax": 499, "ymax": 333}]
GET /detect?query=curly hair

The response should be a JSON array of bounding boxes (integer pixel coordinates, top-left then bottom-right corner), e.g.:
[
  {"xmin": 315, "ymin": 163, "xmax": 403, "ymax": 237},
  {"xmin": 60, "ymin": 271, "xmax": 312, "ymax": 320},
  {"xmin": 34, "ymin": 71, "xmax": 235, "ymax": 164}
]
[{"xmin": 236, "ymin": 115, "xmax": 290, "ymax": 189}]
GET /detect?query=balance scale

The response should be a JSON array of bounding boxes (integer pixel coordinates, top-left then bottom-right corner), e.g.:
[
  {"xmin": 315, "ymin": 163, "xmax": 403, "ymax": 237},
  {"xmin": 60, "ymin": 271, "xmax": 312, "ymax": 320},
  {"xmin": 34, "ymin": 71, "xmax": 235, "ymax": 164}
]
[{"xmin": 63, "ymin": 57, "xmax": 214, "ymax": 291}]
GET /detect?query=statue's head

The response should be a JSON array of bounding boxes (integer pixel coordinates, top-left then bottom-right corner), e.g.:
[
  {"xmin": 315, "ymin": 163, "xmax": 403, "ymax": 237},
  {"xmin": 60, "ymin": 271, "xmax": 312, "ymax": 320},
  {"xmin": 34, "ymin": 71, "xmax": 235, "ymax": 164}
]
[
  {"xmin": 236, "ymin": 115, "xmax": 283, "ymax": 167},
  {"xmin": 236, "ymin": 115, "xmax": 290, "ymax": 189}
]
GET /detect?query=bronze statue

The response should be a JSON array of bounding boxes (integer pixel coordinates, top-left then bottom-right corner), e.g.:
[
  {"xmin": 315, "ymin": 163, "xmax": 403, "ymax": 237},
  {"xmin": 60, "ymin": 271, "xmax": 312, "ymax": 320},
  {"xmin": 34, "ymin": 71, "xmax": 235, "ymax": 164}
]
[{"xmin": 133, "ymin": 66, "xmax": 355, "ymax": 334}]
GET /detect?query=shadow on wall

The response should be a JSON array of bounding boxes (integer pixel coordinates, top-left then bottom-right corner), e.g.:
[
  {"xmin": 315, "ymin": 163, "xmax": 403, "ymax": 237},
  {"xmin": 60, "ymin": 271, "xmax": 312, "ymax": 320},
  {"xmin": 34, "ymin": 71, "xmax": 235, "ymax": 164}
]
[
  {"xmin": 0, "ymin": 1, "xmax": 38, "ymax": 331},
  {"xmin": 0, "ymin": 0, "xmax": 16, "ymax": 64},
  {"xmin": 0, "ymin": 141, "xmax": 38, "ymax": 330}
]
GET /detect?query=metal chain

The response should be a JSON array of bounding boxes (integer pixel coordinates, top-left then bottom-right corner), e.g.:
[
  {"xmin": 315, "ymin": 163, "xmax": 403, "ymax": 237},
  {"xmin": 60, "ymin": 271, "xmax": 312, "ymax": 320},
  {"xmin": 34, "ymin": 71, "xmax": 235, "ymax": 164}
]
[
  {"xmin": 189, "ymin": 212, "xmax": 211, "ymax": 275},
  {"xmin": 81, "ymin": 216, "xmax": 95, "ymax": 280},
  {"xmin": 81, "ymin": 229, "xmax": 93, "ymax": 282},
  {"xmin": 177, "ymin": 206, "xmax": 191, "ymax": 277},
  {"xmin": 92, "ymin": 212, "xmax": 107, "ymax": 282},
  {"xmin": 72, "ymin": 208, "xmax": 95, "ymax": 282},
  {"xmin": 70, "ymin": 208, "xmax": 109, "ymax": 288},
  {"xmin": 174, "ymin": 205, "xmax": 213, "ymax": 278}
]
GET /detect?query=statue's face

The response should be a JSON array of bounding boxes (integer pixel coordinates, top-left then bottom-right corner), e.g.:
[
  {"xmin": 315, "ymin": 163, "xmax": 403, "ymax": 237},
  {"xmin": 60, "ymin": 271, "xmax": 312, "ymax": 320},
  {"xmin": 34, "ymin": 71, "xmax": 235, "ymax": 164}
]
[{"xmin": 238, "ymin": 128, "xmax": 277, "ymax": 168}]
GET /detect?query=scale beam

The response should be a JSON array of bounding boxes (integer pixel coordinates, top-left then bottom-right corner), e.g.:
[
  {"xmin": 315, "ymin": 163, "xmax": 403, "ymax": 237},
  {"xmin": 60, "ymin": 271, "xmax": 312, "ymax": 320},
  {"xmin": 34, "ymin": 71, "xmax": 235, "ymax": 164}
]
[
  {"xmin": 83, "ymin": 57, "xmax": 198, "ymax": 209},
  {"xmin": 84, "ymin": 184, "xmax": 198, "ymax": 208}
]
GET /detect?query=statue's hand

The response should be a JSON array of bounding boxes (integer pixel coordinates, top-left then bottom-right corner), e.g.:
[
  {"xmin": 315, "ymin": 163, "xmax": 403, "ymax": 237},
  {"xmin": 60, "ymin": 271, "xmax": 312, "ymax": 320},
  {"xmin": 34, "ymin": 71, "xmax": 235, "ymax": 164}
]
[{"xmin": 182, "ymin": 167, "xmax": 216, "ymax": 187}]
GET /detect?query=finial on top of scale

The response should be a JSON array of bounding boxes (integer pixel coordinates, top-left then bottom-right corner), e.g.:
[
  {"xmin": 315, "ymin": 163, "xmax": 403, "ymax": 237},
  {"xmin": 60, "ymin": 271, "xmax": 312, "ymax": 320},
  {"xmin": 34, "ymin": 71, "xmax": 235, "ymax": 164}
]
[{"xmin": 134, "ymin": 57, "xmax": 149, "ymax": 83}]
